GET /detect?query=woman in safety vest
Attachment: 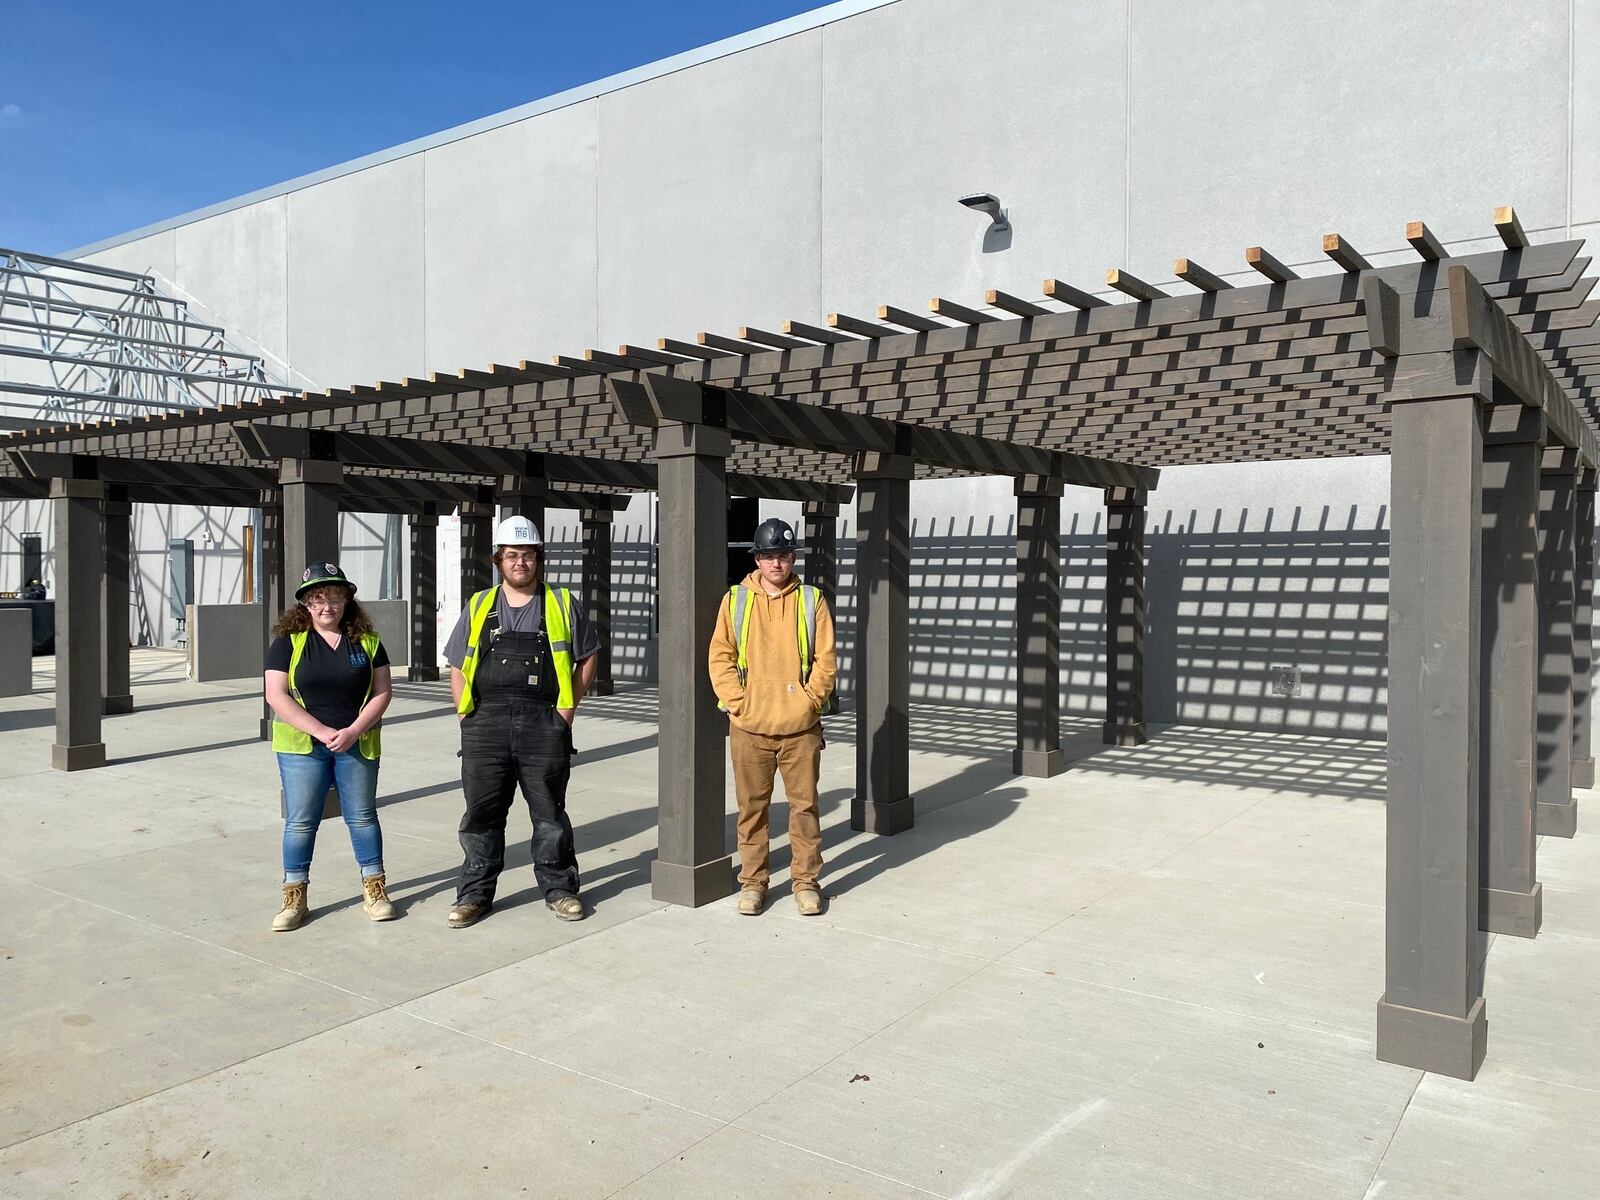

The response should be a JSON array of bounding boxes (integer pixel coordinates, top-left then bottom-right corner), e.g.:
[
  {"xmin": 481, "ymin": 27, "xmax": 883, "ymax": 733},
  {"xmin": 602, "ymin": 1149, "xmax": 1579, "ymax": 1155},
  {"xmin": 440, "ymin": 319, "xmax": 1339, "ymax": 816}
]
[{"xmin": 263, "ymin": 562, "xmax": 395, "ymax": 931}]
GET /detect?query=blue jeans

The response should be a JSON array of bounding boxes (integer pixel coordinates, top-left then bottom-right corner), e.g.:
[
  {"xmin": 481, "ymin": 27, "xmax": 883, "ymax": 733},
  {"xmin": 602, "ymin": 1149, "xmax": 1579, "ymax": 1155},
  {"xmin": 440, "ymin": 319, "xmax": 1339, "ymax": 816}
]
[{"xmin": 277, "ymin": 745, "xmax": 383, "ymax": 883}]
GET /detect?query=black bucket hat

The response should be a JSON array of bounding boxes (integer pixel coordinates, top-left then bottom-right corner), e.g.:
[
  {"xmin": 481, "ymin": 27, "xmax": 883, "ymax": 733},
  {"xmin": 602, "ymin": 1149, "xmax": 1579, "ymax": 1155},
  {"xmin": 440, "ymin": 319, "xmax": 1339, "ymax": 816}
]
[{"xmin": 295, "ymin": 561, "xmax": 356, "ymax": 601}]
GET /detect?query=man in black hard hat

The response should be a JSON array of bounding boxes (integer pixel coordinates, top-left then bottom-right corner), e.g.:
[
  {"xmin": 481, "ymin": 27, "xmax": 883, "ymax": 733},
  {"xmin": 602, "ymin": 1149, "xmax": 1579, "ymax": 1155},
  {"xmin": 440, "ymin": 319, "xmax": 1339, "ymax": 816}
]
[{"xmin": 708, "ymin": 517, "xmax": 837, "ymax": 916}]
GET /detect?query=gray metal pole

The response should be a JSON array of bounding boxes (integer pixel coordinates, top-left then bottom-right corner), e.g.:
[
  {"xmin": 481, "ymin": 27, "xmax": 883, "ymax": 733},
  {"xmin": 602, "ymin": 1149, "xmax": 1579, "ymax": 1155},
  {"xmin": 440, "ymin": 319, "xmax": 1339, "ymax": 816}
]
[
  {"xmin": 650, "ymin": 421, "xmax": 735, "ymax": 906},
  {"xmin": 1104, "ymin": 487, "xmax": 1148, "ymax": 746},
  {"xmin": 408, "ymin": 508, "xmax": 440, "ymax": 683},
  {"xmin": 1571, "ymin": 470, "xmax": 1596, "ymax": 789},
  {"xmin": 100, "ymin": 486, "xmax": 133, "ymax": 715},
  {"xmin": 1478, "ymin": 411, "xmax": 1543, "ymax": 938},
  {"xmin": 1535, "ymin": 448, "xmax": 1579, "ymax": 839},
  {"xmin": 51, "ymin": 477, "xmax": 106, "ymax": 770},
  {"xmin": 1015, "ymin": 476, "xmax": 1064, "ymax": 777},
  {"xmin": 852, "ymin": 452, "xmax": 915, "ymax": 834},
  {"xmin": 258, "ymin": 492, "xmax": 282, "ymax": 740},
  {"xmin": 580, "ymin": 507, "xmax": 614, "ymax": 696},
  {"xmin": 1377, "ymin": 391, "xmax": 1487, "ymax": 1082}
]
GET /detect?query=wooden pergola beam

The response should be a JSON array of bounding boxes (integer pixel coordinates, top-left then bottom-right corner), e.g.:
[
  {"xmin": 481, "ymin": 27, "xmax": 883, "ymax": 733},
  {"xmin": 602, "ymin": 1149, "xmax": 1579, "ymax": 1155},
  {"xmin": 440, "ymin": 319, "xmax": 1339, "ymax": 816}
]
[
  {"xmin": 1406, "ymin": 220, "xmax": 1448, "ymax": 261},
  {"xmin": 1042, "ymin": 278, "xmax": 1108, "ymax": 309},
  {"xmin": 1174, "ymin": 259, "xmax": 1233, "ymax": 292},
  {"xmin": 1106, "ymin": 269, "xmax": 1166, "ymax": 303},
  {"xmin": 1495, "ymin": 205, "xmax": 1529, "ymax": 250},
  {"xmin": 1246, "ymin": 245, "xmax": 1299, "ymax": 283},
  {"xmin": 1323, "ymin": 233, "xmax": 1372, "ymax": 273}
]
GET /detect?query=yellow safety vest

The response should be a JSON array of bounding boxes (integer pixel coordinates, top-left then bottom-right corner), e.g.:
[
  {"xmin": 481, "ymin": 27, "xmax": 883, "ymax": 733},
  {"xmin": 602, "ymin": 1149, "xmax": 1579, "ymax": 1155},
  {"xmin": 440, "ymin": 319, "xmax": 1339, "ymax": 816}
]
[
  {"xmin": 721, "ymin": 583, "xmax": 821, "ymax": 712},
  {"xmin": 456, "ymin": 584, "xmax": 576, "ymax": 716},
  {"xmin": 271, "ymin": 629, "xmax": 384, "ymax": 759}
]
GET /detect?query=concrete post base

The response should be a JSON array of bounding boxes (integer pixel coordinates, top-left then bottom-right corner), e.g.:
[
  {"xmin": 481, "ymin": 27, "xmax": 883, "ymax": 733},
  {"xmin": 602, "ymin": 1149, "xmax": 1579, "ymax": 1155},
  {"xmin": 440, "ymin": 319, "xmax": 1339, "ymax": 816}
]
[
  {"xmin": 852, "ymin": 794, "xmax": 915, "ymax": 835},
  {"xmin": 1572, "ymin": 757, "xmax": 1596, "ymax": 789},
  {"xmin": 1536, "ymin": 800, "xmax": 1578, "ymax": 838},
  {"xmin": 52, "ymin": 742, "xmax": 106, "ymax": 771},
  {"xmin": 103, "ymin": 695, "xmax": 133, "ymax": 715},
  {"xmin": 1376, "ymin": 994, "xmax": 1487, "ymax": 1081},
  {"xmin": 1479, "ymin": 884, "xmax": 1543, "ymax": 938},
  {"xmin": 407, "ymin": 665, "xmax": 441, "ymax": 683},
  {"xmin": 1103, "ymin": 721, "xmax": 1148, "ymax": 747},
  {"xmin": 651, "ymin": 858, "xmax": 735, "ymax": 907},
  {"xmin": 587, "ymin": 679, "xmax": 615, "ymax": 697},
  {"xmin": 1012, "ymin": 747, "xmax": 1065, "ymax": 778}
]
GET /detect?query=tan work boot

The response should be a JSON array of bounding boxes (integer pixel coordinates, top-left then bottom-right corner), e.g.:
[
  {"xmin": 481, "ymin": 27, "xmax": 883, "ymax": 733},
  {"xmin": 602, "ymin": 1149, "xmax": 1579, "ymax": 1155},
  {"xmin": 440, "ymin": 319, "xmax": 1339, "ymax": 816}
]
[
  {"xmin": 272, "ymin": 882, "xmax": 308, "ymax": 932},
  {"xmin": 362, "ymin": 874, "xmax": 397, "ymax": 922},
  {"xmin": 738, "ymin": 887, "xmax": 766, "ymax": 916},
  {"xmin": 795, "ymin": 888, "xmax": 823, "ymax": 917},
  {"xmin": 448, "ymin": 901, "xmax": 489, "ymax": 929},
  {"xmin": 547, "ymin": 894, "xmax": 586, "ymax": 922}
]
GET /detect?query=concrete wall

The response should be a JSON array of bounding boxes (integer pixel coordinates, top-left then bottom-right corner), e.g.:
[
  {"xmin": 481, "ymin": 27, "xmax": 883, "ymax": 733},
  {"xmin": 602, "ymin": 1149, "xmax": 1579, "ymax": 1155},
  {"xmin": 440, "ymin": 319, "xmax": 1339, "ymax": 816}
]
[
  {"xmin": 5, "ymin": 0, "xmax": 1596, "ymax": 735},
  {"xmin": 186, "ymin": 604, "xmax": 263, "ymax": 682}
]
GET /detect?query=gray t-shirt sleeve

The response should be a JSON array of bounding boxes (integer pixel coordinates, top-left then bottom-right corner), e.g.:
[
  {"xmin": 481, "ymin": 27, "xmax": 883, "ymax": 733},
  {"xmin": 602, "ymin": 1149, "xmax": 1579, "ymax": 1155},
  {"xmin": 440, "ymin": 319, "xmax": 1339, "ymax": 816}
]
[{"xmin": 442, "ymin": 603, "xmax": 474, "ymax": 670}]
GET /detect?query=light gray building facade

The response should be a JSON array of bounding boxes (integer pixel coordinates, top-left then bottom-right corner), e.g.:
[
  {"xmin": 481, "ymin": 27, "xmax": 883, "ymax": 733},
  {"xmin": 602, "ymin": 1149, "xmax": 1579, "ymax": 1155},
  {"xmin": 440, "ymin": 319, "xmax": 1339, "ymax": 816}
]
[{"xmin": 4, "ymin": 0, "xmax": 1596, "ymax": 734}]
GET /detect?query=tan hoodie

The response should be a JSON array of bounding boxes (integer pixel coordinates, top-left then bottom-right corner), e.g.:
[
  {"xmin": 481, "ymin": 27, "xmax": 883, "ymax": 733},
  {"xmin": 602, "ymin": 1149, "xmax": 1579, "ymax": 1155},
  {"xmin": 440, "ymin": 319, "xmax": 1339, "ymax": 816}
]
[{"xmin": 708, "ymin": 570, "xmax": 837, "ymax": 735}]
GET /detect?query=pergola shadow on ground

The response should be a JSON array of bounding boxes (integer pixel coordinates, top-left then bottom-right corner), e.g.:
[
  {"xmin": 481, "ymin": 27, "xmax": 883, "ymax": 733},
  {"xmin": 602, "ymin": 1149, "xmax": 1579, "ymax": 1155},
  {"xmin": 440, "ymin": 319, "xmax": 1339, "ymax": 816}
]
[{"xmin": 3, "ymin": 207, "xmax": 1598, "ymax": 1079}]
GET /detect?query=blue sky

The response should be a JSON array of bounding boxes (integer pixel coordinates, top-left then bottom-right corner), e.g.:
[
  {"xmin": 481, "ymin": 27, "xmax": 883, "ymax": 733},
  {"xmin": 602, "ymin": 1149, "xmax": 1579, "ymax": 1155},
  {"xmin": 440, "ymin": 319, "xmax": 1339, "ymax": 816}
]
[{"xmin": 0, "ymin": 0, "xmax": 837, "ymax": 255}]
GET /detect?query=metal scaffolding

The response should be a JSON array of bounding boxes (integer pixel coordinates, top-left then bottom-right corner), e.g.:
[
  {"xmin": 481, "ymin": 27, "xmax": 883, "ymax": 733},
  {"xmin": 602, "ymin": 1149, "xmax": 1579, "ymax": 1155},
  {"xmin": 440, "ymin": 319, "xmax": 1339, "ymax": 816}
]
[{"xmin": 0, "ymin": 247, "xmax": 295, "ymax": 426}]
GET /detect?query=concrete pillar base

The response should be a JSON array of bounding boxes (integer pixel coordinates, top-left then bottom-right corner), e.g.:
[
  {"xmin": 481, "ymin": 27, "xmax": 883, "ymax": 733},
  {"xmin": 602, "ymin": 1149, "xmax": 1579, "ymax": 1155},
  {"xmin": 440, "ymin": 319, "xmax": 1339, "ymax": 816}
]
[
  {"xmin": 851, "ymin": 794, "xmax": 915, "ymax": 835},
  {"xmin": 1012, "ymin": 747, "xmax": 1065, "ymax": 778},
  {"xmin": 103, "ymin": 695, "xmax": 133, "ymax": 715},
  {"xmin": 1376, "ymin": 994, "xmax": 1487, "ymax": 1081},
  {"xmin": 651, "ymin": 858, "xmax": 735, "ymax": 907},
  {"xmin": 1572, "ymin": 757, "xmax": 1596, "ymax": 789},
  {"xmin": 52, "ymin": 742, "xmax": 106, "ymax": 772},
  {"xmin": 407, "ymin": 665, "xmax": 441, "ymax": 683},
  {"xmin": 1536, "ymin": 800, "xmax": 1578, "ymax": 838},
  {"xmin": 1479, "ymin": 884, "xmax": 1542, "ymax": 938},
  {"xmin": 1102, "ymin": 721, "xmax": 1148, "ymax": 747},
  {"xmin": 587, "ymin": 679, "xmax": 615, "ymax": 697}
]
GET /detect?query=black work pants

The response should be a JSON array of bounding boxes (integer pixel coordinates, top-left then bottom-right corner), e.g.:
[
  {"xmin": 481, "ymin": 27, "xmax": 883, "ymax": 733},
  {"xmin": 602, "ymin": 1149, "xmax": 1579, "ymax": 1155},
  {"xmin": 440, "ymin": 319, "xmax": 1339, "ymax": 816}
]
[{"xmin": 455, "ymin": 697, "xmax": 578, "ymax": 905}]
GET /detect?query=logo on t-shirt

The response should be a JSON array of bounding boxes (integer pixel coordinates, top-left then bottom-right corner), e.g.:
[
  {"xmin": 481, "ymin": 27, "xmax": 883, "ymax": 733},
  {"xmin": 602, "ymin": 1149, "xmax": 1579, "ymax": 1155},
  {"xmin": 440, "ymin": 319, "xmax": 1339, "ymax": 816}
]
[{"xmin": 348, "ymin": 648, "xmax": 369, "ymax": 668}]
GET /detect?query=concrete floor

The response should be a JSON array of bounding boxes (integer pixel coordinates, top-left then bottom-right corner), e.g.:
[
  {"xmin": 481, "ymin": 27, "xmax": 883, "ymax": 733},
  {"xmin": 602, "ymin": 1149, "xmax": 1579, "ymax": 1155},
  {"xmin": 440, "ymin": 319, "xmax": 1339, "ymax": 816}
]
[{"xmin": 1, "ymin": 649, "xmax": 1595, "ymax": 1199}]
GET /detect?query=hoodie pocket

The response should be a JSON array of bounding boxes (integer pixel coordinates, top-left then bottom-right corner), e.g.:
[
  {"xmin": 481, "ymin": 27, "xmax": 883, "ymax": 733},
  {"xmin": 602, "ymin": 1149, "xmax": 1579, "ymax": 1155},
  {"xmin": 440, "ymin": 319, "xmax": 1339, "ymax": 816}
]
[{"xmin": 742, "ymin": 678, "xmax": 822, "ymax": 734}]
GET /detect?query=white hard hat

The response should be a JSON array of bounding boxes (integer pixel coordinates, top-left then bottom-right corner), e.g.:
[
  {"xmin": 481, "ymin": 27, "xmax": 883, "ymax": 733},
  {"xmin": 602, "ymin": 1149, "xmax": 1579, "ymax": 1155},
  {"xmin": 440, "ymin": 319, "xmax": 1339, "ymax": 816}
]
[{"xmin": 492, "ymin": 515, "xmax": 543, "ymax": 551}]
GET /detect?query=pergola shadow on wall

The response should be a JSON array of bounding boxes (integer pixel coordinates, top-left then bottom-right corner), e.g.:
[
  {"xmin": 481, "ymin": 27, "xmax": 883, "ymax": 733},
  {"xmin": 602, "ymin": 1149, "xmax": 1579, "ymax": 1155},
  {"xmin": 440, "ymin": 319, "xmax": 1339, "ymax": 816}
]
[{"xmin": 3, "ymin": 207, "xmax": 1598, "ymax": 1083}]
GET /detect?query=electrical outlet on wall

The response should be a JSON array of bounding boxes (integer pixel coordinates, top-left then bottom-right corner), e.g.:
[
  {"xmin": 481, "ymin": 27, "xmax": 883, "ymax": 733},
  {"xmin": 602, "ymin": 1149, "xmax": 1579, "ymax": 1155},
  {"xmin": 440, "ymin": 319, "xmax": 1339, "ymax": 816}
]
[{"xmin": 1270, "ymin": 665, "xmax": 1302, "ymax": 698}]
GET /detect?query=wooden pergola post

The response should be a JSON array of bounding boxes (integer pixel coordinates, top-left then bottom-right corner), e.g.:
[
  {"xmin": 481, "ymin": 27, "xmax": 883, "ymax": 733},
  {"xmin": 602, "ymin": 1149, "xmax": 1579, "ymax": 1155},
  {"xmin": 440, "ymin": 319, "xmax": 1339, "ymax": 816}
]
[
  {"xmin": 257, "ymin": 490, "xmax": 283, "ymax": 740},
  {"xmin": 1103, "ymin": 486, "xmax": 1148, "ymax": 746},
  {"xmin": 1536, "ymin": 447, "xmax": 1579, "ymax": 838},
  {"xmin": 580, "ymin": 505, "xmax": 615, "ymax": 696},
  {"xmin": 408, "ymin": 505, "xmax": 440, "ymax": 682},
  {"xmin": 459, "ymin": 499, "xmax": 493, "ymax": 599},
  {"xmin": 52, "ymin": 476, "xmax": 107, "ymax": 771},
  {"xmin": 1570, "ymin": 469, "xmax": 1596, "ymax": 789},
  {"xmin": 100, "ymin": 485, "xmax": 133, "ymax": 715},
  {"xmin": 1014, "ymin": 475, "xmax": 1064, "ymax": 776}
]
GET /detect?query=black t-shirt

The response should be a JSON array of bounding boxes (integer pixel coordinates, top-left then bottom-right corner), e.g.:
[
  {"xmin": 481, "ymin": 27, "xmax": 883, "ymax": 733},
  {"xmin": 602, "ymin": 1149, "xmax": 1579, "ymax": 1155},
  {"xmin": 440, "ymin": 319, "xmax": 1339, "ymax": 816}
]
[{"xmin": 266, "ymin": 631, "xmax": 390, "ymax": 732}]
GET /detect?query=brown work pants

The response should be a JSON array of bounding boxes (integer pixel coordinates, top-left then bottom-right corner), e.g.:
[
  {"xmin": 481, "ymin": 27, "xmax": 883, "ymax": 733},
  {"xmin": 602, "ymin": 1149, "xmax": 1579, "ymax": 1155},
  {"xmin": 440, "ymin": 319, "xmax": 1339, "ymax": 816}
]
[{"xmin": 729, "ymin": 723, "xmax": 823, "ymax": 892}]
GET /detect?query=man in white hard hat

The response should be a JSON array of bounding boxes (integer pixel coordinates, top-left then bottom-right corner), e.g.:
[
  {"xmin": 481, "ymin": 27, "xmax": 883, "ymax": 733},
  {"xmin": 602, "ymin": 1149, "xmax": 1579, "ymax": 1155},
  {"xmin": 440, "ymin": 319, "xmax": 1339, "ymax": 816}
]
[{"xmin": 441, "ymin": 514, "xmax": 600, "ymax": 927}]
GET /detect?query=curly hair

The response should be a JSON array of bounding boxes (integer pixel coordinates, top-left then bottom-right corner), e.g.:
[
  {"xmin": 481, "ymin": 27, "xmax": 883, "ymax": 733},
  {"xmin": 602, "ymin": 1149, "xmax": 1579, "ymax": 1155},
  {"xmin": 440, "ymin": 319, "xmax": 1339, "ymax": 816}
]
[{"xmin": 270, "ymin": 589, "xmax": 377, "ymax": 640}]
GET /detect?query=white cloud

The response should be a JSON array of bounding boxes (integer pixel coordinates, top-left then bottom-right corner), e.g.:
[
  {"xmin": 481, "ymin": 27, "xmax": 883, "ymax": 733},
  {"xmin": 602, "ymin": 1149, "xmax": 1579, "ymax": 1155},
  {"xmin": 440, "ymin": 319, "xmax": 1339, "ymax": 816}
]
[{"xmin": 0, "ymin": 103, "xmax": 22, "ymax": 127}]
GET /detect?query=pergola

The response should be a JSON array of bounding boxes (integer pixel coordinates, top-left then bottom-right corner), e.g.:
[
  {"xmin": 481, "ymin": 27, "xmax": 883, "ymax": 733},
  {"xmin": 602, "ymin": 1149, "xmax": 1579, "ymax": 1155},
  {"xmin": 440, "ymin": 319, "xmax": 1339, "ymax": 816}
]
[{"xmin": 2, "ymin": 206, "xmax": 1597, "ymax": 1082}]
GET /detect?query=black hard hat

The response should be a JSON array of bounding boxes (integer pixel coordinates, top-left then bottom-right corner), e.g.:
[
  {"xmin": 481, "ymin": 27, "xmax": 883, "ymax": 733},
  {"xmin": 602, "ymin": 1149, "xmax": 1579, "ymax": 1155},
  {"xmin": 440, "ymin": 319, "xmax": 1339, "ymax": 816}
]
[
  {"xmin": 752, "ymin": 518, "xmax": 798, "ymax": 554},
  {"xmin": 295, "ymin": 561, "xmax": 356, "ymax": 601}
]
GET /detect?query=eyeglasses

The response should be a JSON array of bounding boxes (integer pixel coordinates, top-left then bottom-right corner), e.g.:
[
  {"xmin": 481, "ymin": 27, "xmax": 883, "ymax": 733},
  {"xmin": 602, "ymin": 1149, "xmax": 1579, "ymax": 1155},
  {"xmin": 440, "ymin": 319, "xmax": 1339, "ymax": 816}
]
[
  {"xmin": 499, "ymin": 552, "xmax": 539, "ymax": 565},
  {"xmin": 302, "ymin": 596, "xmax": 345, "ymax": 609}
]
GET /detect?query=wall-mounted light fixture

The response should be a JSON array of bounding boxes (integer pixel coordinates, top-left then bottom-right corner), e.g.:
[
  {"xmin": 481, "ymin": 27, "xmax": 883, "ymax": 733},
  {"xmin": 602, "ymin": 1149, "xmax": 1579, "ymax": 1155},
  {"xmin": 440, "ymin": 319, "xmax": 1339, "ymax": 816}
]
[{"xmin": 958, "ymin": 192, "xmax": 1009, "ymax": 234}]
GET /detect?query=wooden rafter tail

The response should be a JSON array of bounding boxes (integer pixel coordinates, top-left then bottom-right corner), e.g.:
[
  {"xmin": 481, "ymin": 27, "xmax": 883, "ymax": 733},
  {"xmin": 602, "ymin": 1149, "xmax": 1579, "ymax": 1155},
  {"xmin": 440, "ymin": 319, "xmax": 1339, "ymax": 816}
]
[
  {"xmin": 658, "ymin": 337, "xmax": 729, "ymax": 361},
  {"xmin": 1105, "ymin": 269, "xmax": 1166, "ymax": 303},
  {"xmin": 1405, "ymin": 220, "xmax": 1447, "ymax": 261},
  {"xmin": 1322, "ymin": 233, "xmax": 1371, "ymax": 273},
  {"xmin": 737, "ymin": 325, "xmax": 810, "ymax": 350},
  {"xmin": 581, "ymin": 348, "xmax": 634, "ymax": 370},
  {"xmin": 616, "ymin": 343, "xmax": 693, "ymax": 366},
  {"xmin": 984, "ymin": 289, "xmax": 1048, "ymax": 317},
  {"xmin": 1041, "ymin": 278, "xmax": 1108, "ymax": 309},
  {"xmin": 826, "ymin": 311, "xmax": 897, "ymax": 338},
  {"xmin": 515, "ymin": 361, "xmax": 577, "ymax": 382},
  {"xmin": 1495, "ymin": 205, "xmax": 1529, "ymax": 249},
  {"xmin": 928, "ymin": 297, "xmax": 998, "ymax": 324},
  {"xmin": 1173, "ymin": 259, "xmax": 1233, "ymax": 292},
  {"xmin": 782, "ymin": 318, "xmax": 853, "ymax": 344},
  {"xmin": 697, "ymin": 330, "xmax": 768, "ymax": 355},
  {"xmin": 1245, "ymin": 246, "xmax": 1299, "ymax": 283},
  {"xmin": 552, "ymin": 355, "xmax": 608, "ymax": 376},
  {"xmin": 876, "ymin": 304, "xmax": 945, "ymax": 332}
]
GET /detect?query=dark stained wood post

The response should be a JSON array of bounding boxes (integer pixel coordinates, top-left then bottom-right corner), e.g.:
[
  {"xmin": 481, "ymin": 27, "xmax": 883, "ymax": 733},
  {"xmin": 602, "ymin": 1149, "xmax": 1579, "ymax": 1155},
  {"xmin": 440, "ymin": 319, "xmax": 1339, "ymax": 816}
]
[
  {"xmin": 1571, "ymin": 469, "xmax": 1596, "ymax": 789},
  {"xmin": 802, "ymin": 499, "xmax": 840, "ymax": 716},
  {"xmin": 1378, "ymin": 386, "xmax": 1488, "ymax": 1081},
  {"xmin": 1536, "ymin": 448, "xmax": 1579, "ymax": 838},
  {"xmin": 496, "ymin": 471, "xmax": 547, "ymax": 543},
  {"xmin": 580, "ymin": 505, "xmax": 615, "ymax": 696},
  {"xmin": 852, "ymin": 452, "xmax": 915, "ymax": 834},
  {"xmin": 650, "ymin": 420, "xmax": 735, "ymax": 905},
  {"xmin": 52, "ymin": 477, "xmax": 107, "ymax": 771},
  {"xmin": 258, "ymin": 490, "xmax": 283, "ymax": 740},
  {"xmin": 459, "ymin": 500, "xmax": 494, "ymax": 599},
  {"xmin": 280, "ymin": 458, "xmax": 342, "ymax": 590},
  {"xmin": 1478, "ymin": 406, "xmax": 1543, "ymax": 938},
  {"xmin": 100, "ymin": 485, "xmax": 133, "ymax": 715},
  {"xmin": 408, "ymin": 505, "xmax": 440, "ymax": 682},
  {"xmin": 1015, "ymin": 476, "xmax": 1064, "ymax": 776},
  {"xmin": 1103, "ymin": 486, "xmax": 1148, "ymax": 746}
]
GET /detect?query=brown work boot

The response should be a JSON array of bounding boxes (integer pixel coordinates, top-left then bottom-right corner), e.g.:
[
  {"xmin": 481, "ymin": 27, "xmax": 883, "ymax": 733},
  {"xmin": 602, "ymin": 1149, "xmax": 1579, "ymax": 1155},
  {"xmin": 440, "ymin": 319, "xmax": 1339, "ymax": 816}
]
[
  {"xmin": 362, "ymin": 874, "xmax": 397, "ymax": 922},
  {"xmin": 272, "ymin": 883, "xmax": 308, "ymax": 932},
  {"xmin": 448, "ymin": 901, "xmax": 489, "ymax": 929},
  {"xmin": 737, "ymin": 887, "xmax": 766, "ymax": 916},
  {"xmin": 547, "ymin": 894, "xmax": 586, "ymax": 922},
  {"xmin": 795, "ymin": 888, "xmax": 823, "ymax": 916}
]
